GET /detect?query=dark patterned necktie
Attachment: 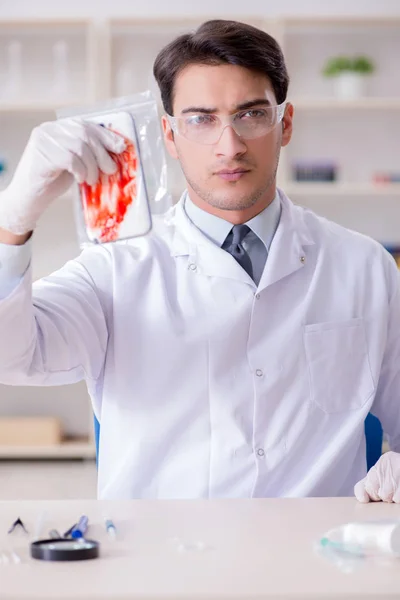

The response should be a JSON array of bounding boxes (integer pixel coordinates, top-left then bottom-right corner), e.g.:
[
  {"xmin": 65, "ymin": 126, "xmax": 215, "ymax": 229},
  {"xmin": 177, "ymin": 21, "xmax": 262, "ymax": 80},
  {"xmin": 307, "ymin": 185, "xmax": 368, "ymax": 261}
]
[{"xmin": 223, "ymin": 224, "xmax": 253, "ymax": 279}]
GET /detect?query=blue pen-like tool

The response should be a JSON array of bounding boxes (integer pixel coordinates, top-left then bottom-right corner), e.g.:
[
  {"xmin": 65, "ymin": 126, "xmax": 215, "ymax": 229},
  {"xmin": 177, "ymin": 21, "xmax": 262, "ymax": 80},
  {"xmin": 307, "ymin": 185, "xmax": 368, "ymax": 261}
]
[
  {"xmin": 105, "ymin": 519, "xmax": 117, "ymax": 540},
  {"xmin": 71, "ymin": 516, "xmax": 89, "ymax": 539}
]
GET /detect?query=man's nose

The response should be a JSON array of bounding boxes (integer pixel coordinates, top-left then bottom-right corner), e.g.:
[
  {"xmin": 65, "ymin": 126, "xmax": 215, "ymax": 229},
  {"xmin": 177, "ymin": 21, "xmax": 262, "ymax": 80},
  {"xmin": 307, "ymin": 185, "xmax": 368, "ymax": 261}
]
[{"xmin": 214, "ymin": 125, "xmax": 247, "ymax": 157}]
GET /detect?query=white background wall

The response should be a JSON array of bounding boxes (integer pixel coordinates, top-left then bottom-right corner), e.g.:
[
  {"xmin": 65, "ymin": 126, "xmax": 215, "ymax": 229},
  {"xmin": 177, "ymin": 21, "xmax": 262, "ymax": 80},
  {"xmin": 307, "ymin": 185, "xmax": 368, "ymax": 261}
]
[{"xmin": 1, "ymin": 0, "xmax": 400, "ymax": 19}]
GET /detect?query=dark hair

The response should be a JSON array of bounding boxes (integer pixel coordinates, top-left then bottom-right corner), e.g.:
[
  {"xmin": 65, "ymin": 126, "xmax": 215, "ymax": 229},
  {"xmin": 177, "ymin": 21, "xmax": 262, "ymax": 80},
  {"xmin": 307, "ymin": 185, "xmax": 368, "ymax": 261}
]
[{"xmin": 153, "ymin": 19, "xmax": 289, "ymax": 115}]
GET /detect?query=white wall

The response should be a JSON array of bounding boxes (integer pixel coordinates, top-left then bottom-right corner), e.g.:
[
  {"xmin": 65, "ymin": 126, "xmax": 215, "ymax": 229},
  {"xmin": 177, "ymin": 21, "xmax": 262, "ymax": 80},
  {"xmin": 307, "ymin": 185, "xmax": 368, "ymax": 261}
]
[{"xmin": 1, "ymin": 0, "xmax": 399, "ymax": 19}]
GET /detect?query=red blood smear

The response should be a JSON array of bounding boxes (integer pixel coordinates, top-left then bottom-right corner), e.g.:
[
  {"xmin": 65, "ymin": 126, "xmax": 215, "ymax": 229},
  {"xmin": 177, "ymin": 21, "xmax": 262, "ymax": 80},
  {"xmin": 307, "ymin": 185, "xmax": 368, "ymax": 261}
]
[{"xmin": 80, "ymin": 131, "xmax": 138, "ymax": 243}]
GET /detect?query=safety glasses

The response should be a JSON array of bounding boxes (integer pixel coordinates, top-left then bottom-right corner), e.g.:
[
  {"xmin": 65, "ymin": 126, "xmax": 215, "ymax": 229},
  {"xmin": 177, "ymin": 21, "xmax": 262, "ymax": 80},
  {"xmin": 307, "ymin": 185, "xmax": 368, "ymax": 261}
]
[{"xmin": 167, "ymin": 101, "xmax": 286, "ymax": 145}]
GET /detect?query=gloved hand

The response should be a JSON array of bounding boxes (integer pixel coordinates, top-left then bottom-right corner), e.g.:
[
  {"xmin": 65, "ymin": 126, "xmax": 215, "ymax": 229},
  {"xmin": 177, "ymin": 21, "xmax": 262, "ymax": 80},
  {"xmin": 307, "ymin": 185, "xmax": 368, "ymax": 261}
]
[
  {"xmin": 0, "ymin": 118, "xmax": 126, "ymax": 235},
  {"xmin": 354, "ymin": 451, "xmax": 400, "ymax": 503}
]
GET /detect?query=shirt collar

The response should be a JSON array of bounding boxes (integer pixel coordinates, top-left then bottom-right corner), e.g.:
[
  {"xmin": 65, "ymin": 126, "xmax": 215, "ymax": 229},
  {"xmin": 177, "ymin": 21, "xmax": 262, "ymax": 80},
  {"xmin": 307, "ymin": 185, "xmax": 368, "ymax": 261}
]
[
  {"xmin": 184, "ymin": 190, "xmax": 281, "ymax": 251},
  {"xmin": 184, "ymin": 194, "xmax": 232, "ymax": 247},
  {"xmin": 246, "ymin": 192, "xmax": 281, "ymax": 252}
]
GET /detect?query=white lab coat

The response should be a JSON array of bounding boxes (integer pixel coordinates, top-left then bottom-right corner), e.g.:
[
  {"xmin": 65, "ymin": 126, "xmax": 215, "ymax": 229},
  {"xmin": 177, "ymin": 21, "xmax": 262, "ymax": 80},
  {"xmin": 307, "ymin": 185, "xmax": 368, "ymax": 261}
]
[{"xmin": 1, "ymin": 190, "xmax": 400, "ymax": 499}]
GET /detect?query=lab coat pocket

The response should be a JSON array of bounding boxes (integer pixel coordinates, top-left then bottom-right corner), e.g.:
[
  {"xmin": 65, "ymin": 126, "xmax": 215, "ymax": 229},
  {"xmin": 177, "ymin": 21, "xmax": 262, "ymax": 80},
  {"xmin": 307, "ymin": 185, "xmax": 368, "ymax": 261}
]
[{"xmin": 304, "ymin": 318, "xmax": 375, "ymax": 414}]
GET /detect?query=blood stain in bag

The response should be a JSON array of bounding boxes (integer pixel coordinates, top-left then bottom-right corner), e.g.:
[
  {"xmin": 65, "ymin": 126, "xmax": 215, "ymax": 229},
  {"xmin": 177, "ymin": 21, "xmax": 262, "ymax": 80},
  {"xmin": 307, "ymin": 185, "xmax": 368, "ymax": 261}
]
[{"xmin": 79, "ymin": 130, "xmax": 138, "ymax": 243}]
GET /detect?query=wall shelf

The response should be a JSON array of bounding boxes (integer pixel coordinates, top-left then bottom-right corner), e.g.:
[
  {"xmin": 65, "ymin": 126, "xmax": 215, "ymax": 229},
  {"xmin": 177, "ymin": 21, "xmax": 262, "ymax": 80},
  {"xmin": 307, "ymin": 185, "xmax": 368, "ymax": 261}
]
[
  {"xmin": 0, "ymin": 438, "xmax": 96, "ymax": 460},
  {"xmin": 0, "ymin": 101, "xmax": 91, "ymax": 113},
  {"xmin": 291, "ymin": 98, "xmax": 400, "ymax": 110},
  {"xmin": 284, "ymin": 182, "xmax": 400, "ymax": 197}
]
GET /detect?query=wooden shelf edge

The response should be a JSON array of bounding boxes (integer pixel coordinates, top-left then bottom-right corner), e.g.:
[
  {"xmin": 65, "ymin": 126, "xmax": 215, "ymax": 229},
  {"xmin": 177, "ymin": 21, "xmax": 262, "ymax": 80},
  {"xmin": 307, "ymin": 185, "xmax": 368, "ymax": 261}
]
[
  {"xmin": 282, "ymin": 16, "xmax": 400, "ymax": 27},
  {"xmin": 283, "ymin": 183, "xmax": 400, "ymax": 197},
  {"xmin": 0, "ymin": 100, "xmax": 92, "ymax": 114},
  {"xmin": 108, "ymin": 16, "xmax": 264, "ymax": 27},
  {"xmin": 0, "ymin": 440, "xmax": 96, "ymax": 460},
  {"xmin": 292, "ymin": 98, "xmax": 400, "ymax": 110},
  {"xmin": 0, "ymin": 19, "xmax": 93, "ymax": 28}
]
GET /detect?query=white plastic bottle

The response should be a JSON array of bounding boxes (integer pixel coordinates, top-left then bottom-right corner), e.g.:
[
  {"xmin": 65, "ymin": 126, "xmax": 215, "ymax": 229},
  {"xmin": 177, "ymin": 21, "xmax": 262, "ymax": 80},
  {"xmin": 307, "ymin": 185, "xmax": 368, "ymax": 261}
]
[{"xmin": 322, "ymin": 520, "xmax": 400, "ymax": 556}]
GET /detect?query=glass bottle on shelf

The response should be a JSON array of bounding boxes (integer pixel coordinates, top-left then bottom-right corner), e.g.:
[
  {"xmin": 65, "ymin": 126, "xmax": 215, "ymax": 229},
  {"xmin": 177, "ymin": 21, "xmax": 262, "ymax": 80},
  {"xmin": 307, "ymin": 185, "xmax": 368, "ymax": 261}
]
[
  {"xmin": 1, "ymin": 40, "xmax": 23, "ymax": 103},
  {"xmin": 51, "ymin": 40, "xmax": 71, "ymax": 102}
]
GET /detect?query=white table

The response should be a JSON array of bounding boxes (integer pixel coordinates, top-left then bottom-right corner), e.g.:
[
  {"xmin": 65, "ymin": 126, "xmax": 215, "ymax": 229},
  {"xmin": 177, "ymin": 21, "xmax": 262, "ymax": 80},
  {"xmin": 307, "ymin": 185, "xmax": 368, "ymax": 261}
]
[{"xmin": 1, "ymin": 498, "xmax": 400, "ymax": 599}]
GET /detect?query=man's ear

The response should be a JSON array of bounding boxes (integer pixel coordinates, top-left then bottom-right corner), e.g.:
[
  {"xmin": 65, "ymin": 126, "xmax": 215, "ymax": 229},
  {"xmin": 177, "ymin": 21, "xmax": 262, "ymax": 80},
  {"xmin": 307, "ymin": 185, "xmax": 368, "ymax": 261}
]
[
  {"xmin": 281, "ymin": 102, "xmax": 294, "ymax": 148},
  {"xmin": 162, "ymin": 115, "xmax": 178, "ymax": 159}
]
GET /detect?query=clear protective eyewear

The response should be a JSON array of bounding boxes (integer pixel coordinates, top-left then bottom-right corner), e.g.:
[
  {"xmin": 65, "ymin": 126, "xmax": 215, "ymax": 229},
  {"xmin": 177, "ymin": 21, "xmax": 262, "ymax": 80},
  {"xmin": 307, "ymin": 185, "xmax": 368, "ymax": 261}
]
[{"xmin": 167, "ymin": 101, "xmax": 286, "ymax": 145}]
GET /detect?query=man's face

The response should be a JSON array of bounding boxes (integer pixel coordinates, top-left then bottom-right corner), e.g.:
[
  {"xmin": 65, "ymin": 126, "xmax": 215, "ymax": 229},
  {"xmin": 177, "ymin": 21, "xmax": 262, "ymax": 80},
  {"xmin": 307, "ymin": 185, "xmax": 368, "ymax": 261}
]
[{"xmin": 162, "ymin": 63, "xmax": 293, "ymax": 217}]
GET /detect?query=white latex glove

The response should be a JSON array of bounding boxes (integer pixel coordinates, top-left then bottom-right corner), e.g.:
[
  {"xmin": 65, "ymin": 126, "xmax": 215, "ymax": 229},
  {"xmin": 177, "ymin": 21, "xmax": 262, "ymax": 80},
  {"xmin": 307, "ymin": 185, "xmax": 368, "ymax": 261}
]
[
  {"xmin": 354, "ymin": 451, "xmax": 400, "ymax": 503},
  {"xmin": 0, "ymin": 118, "xmax": 126, "ymax": 235}
]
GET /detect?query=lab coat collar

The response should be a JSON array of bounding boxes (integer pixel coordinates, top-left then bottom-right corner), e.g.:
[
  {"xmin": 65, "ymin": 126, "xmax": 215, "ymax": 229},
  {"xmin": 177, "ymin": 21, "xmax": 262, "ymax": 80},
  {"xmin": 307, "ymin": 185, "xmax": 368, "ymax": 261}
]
[
  {"xmin": 256, "ymin": 190, "xmax": 315, "ymax": 292},
  {"xmin": 167, "ymin": 189, "xmax": 315, "ymax": 290}
]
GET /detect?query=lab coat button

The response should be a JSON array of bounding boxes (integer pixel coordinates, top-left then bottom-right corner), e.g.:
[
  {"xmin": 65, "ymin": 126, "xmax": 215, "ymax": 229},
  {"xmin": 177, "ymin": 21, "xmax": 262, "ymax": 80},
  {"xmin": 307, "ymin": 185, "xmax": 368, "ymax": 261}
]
[
  {"xmin": 300, "ymin": 256, "xmax": 306, "ymax": 263},
  {"xmin": 188, "ymin": 263, "xmax": 197, "ymax": 271},
  {"xmin": 255, "ymin": 369, "xmax": 263, "ymax": 377},
  {"xmin": 255, "ymin": 293, "xmax": 261, "ymax": 300},
  {"xmin": 257, "ymin": 448, "xmax": 265, "ymax": 457}
]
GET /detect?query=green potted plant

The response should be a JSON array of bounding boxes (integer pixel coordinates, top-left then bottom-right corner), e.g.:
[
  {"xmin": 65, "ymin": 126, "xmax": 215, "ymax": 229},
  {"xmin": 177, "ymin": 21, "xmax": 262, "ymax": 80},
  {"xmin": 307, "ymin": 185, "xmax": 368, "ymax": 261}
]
[{"xmin": 322, "ymin": 55, "xmax": 375, "ymax": 99}]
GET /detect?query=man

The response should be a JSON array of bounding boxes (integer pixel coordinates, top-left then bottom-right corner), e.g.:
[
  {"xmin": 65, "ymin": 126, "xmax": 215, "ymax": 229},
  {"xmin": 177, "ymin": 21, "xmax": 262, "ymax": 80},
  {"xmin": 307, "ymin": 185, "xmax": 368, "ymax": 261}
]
[{"xmin": 0, "ymin": 20, "xmax": 399, "ymax": 501}]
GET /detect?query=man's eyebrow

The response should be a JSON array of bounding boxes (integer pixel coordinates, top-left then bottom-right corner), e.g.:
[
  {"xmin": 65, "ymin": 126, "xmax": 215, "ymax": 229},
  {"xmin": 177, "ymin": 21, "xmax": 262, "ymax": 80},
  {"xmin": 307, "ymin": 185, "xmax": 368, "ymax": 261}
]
[
  {"xmin": 180, "ymin": 98, "xmax": 272, "ymax": 115},
  {"xmin": 235, "ymin": 98, "xmax": 272, "ymax": 110},
  {"xmin": 181, "ymin": 106, "xmax": 217, "ymax": 115}
]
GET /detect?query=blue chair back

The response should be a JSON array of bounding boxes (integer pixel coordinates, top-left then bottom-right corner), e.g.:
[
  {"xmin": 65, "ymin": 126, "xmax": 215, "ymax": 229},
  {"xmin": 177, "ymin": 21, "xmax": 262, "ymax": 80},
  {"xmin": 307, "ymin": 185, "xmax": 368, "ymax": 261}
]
[
  {"xmin": 364, "ymin": 413, "xmax": 383, "ymax": 471},
  {"xmin": 94, "ymin": 416, "xmax": 100, "ymax": 467},
  {"xmin": 93, "ymin": 413, "xmax": 383, "ymax": 470}
]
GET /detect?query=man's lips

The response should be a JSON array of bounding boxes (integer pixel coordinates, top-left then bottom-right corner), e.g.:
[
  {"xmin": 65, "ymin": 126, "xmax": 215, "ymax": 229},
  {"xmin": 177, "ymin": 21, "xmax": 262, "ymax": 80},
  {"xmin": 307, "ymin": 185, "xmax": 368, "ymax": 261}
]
[{"xmin": 215, "ymin": 168, "xmax": 250, "ymax": 181}]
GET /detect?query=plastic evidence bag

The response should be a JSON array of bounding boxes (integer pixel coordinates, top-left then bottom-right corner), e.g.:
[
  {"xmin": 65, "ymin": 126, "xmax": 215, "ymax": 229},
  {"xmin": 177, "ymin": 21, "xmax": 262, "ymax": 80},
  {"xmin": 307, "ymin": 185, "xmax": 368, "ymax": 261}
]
[{"xmin": 57, "ymin": 91, "xmax": 171, "ymax": 247}]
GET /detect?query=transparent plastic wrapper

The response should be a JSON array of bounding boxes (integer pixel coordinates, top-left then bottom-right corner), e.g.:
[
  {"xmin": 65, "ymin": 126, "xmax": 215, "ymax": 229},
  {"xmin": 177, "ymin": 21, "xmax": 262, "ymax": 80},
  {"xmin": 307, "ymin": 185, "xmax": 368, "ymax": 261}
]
[{"xmin": 57, "ymin": 91, "xmax": 171, "ymax": 246}]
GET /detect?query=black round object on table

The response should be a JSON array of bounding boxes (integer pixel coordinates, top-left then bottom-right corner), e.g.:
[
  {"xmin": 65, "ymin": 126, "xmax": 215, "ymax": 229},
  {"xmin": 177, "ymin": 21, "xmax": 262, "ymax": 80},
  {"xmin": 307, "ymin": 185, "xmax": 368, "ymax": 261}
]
[{"xmin": 30, "ymin": 538, "xmax": 100, "ymax": 562}]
